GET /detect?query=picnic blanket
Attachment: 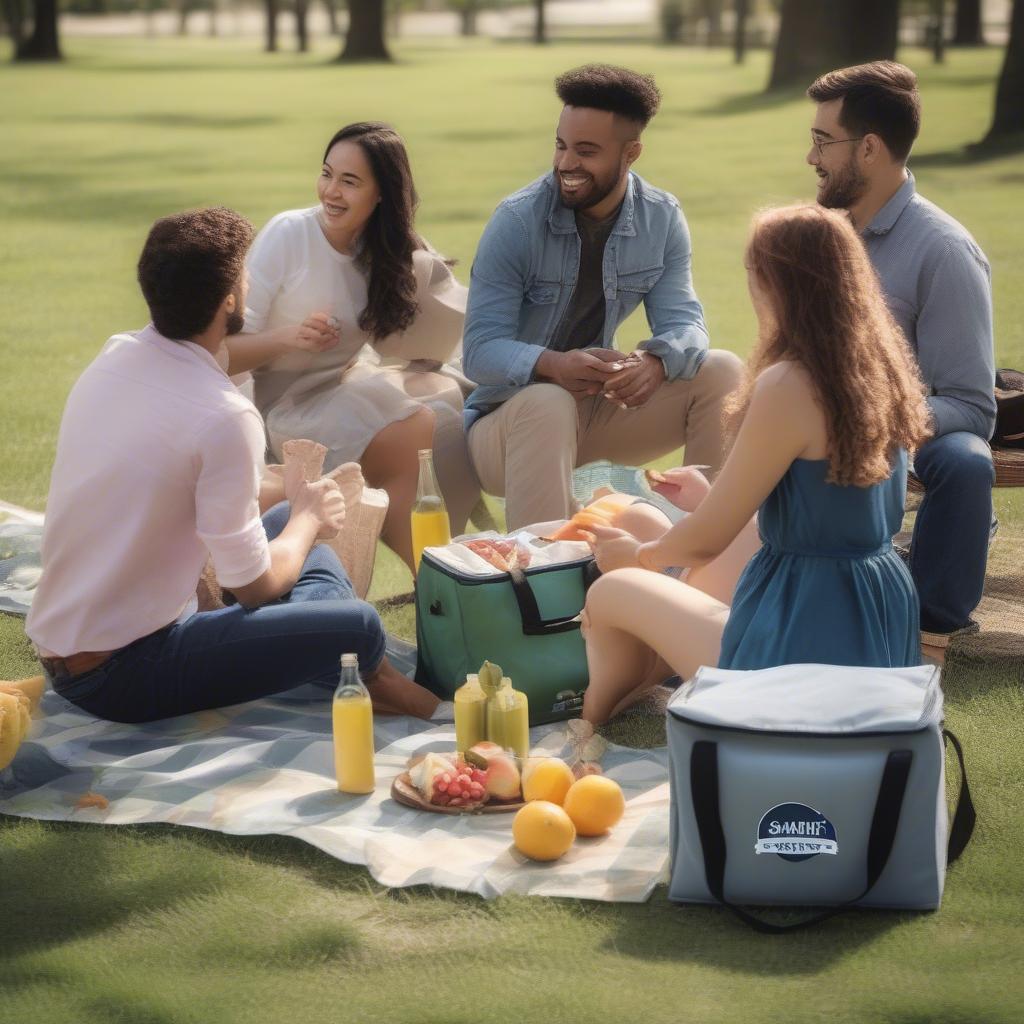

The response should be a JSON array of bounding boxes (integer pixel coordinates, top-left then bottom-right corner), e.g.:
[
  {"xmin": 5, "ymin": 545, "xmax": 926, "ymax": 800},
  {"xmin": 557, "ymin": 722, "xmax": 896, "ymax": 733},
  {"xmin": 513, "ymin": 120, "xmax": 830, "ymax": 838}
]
[
  {"xmin": 0, "ymin": 684, "xmax": 671, "ymax": 902},
  {"xmin": 0, "ymin": 500, "xmax": 43, "ymax": 616},
  {"xmin": 0, "ymin": 489, "xmax": 673, "ymax": 901}
]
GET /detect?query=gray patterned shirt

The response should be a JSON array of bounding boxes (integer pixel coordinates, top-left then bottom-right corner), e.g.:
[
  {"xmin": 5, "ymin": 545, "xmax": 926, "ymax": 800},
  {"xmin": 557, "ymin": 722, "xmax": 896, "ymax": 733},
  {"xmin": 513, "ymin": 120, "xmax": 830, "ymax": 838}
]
[{"xmin": 863, "ymin": 173, "xmax": 996, "ymax": 440}]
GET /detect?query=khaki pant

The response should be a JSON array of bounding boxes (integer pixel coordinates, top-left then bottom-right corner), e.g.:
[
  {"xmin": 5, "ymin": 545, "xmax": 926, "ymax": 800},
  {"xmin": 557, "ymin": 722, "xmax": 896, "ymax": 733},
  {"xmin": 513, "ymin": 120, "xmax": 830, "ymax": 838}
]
[{"xmin": 467, "ymin": 349, "xmax": 744, "ymax": 530}]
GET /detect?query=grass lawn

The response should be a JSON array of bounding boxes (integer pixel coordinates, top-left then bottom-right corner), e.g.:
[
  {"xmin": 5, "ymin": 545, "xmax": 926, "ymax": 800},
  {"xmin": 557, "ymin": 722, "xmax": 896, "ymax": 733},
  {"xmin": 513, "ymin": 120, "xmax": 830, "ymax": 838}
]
[{"xmin": 1, "ymin": 35, "xmax": 1023, "ymax": 1024}]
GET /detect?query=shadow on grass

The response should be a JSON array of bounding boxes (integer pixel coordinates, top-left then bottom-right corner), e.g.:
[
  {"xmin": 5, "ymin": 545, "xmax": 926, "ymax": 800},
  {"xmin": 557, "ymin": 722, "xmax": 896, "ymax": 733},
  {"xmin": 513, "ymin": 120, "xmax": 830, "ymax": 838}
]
[
  {"xmin": 0, "ymin": 817, "xmax": 383, "ymax": 960},
  {"xmin": 911, "ymin": 133, "xmax": 1024, "ymax": 168},
  {"xmin": 0, "ymin": 173, "xmax": 200, "ymax": 226},
  {"xmin": 878, "ymin": 1013, "xmax": 1010, "ymax": 1024},
  {"xmin": 46, "ymin": 112, "xmax": 282, "ymax": 131},
  {"xmin": 157, "ymin": 801, "xmax": 902, "ymax": 977},
  {"xmin": 944, "ymin": 651, "xmax": 1024, "ymax": 693},
  {"xmin": 919, "ymin": 73, "xmax": 1001, "ymax": 89},
  {"xmin": 439, "ymin": 128, "xmax": 533, "ymax": 144},
  {"xmin": 0, "ymin": 818, "xmax": 227, "ymax": 960},
  {"xmin": 597, "ymin": 888, "xmax": 905, "ymax": 974},
  {"xmin": 693, "ymin": 84, "xmax": 808, "ymax": 118},
  {"xmin": 63, "ymin": 52, "xmax": 439, "ymax": 76}
]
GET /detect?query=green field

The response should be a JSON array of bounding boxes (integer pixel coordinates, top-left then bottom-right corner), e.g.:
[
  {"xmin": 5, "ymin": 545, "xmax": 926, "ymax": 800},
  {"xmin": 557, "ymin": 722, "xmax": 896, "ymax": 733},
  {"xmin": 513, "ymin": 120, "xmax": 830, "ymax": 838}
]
[{"xmin": 1, "ymin": 36, "xmax": 1023, "ymax": 1024}]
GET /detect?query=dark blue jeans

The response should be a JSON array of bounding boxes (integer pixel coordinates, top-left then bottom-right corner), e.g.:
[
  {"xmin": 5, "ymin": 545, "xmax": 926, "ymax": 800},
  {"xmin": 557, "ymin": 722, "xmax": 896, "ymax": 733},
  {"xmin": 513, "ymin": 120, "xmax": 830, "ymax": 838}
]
[
  {"xmin": 50, "ymin": 502, "xmax": 386, "ymax": 723},
  {"xmin": 911, "ymin": 431, "xmax": 994, "ymax": 633}
]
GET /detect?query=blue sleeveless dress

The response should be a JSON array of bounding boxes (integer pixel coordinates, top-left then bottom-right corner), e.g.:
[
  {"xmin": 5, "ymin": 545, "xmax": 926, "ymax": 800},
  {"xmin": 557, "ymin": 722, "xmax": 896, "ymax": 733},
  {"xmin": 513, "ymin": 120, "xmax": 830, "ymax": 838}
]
[{"xmin": 718, "ymin": 451, "xmax": 921, "ymax": 669}]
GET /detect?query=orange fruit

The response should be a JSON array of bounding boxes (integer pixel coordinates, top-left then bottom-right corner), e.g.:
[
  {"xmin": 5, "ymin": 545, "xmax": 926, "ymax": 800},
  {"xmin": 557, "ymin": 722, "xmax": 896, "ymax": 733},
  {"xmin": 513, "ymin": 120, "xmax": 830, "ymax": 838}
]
[
  {"xmin": 512, "ymin": 801, "xmax": 576, "ymax": 861},
  {"xmin": 563, "ymin": 776, "xmax": 625, "ymax": 837},
  {"xmin": 522, "ymin": 757, "xmax": 575, "ymax": 805}
]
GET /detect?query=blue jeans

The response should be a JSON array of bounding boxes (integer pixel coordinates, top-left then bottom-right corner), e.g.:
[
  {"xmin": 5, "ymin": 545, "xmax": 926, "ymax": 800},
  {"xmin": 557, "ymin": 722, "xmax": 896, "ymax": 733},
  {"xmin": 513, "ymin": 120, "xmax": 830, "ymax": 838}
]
[
  {"xmin": 911, "ymin": 432, "xmax": 994, "ymax": 633},
  {"xmin": 50, "ymin": 502, "xmax": 386, "ymax": 723}
]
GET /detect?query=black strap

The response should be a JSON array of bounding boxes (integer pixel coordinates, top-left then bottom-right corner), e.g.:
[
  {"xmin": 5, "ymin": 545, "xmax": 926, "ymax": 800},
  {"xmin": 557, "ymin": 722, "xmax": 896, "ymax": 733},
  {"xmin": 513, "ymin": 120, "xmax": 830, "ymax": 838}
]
[
  {"xmin": 943, "ymin": 728, "xmax": 976, "ymax": 865},
  {"xmin": 689, "ymin": 741, "xmax": 913, "ymax": 934},
  {"xmin": 508, "ymin": 564, "xmax": 595, "ymax": 637}
]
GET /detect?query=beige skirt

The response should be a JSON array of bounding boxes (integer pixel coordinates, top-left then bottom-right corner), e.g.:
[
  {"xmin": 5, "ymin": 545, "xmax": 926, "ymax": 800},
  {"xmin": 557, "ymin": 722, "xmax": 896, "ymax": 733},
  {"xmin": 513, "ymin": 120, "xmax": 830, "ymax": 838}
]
[
  {"xmin": 266, "ymin": 363, "xmax": 463, "ymax": 466},
  {"xmin": 265, "ymin": 362, "xmax": 481, "ymax": 532}
]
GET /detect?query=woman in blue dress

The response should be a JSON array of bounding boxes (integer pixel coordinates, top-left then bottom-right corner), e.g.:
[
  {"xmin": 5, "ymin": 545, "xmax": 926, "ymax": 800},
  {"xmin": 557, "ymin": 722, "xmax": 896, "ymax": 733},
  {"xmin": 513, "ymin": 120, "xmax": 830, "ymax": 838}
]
[{"xmin": 579, "ymin": 204, "xmax": 931, "ymax": 725}]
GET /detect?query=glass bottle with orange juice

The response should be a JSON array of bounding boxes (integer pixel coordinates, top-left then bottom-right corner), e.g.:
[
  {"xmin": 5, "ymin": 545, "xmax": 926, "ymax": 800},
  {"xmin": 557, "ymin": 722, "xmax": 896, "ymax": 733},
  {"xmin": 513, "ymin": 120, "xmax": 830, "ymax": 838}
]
[
  {"xmin": 333, "ymin": 653, "xmax": 375, "ymax": 794},
  {"xmin": 411, "ymin": 448, "xmax": 452, "ymax": 573}
]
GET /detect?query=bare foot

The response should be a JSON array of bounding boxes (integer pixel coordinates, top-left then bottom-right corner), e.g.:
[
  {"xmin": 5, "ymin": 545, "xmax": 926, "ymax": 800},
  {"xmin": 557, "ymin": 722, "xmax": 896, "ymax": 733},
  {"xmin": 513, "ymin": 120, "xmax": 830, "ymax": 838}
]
[{"xmin": 364, "ymin": 656, "xmax": 441, "ymax": 719}]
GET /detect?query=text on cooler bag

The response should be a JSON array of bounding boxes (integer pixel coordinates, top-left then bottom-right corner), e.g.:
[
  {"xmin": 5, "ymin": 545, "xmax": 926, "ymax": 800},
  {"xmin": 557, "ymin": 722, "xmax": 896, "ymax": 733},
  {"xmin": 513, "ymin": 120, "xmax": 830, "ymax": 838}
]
[{"xmin": 756, "ymin": 803, "xmax": 839, "ymax": 861}]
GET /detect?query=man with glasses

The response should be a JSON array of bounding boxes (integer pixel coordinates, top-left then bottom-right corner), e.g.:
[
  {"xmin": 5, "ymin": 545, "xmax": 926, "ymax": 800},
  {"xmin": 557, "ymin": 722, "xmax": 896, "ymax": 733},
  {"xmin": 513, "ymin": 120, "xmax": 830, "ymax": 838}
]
[{"xmin": 806, "ymin": 61, "xmax": 996, "ymax": 655}]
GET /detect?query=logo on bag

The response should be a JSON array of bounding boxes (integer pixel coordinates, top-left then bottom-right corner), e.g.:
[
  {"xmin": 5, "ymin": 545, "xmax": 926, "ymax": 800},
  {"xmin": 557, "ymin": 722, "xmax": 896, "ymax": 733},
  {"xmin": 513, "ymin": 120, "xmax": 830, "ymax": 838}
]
[
  {"xmin": 552, "ymin": 688, "xmax": 585, "ymax": 714},
  {"xmin": 756, "ymin": 803, "xmax": 838, "ymax": 862}
]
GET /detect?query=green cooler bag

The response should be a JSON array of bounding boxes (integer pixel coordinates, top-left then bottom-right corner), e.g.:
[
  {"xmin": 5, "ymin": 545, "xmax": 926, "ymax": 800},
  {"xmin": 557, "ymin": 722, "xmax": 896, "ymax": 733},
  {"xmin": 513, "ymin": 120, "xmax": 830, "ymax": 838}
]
[{"xmin": 414, "ymin": 549, "xmax": 598, "ymax": 724}]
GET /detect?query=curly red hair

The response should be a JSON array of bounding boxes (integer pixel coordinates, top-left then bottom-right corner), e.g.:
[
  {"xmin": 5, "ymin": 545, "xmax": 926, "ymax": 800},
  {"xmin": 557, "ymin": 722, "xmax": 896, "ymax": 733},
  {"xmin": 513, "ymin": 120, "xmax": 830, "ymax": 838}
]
[{"xmin": 730, "ymin": 204, "xmax": 930, "ymax": 487}]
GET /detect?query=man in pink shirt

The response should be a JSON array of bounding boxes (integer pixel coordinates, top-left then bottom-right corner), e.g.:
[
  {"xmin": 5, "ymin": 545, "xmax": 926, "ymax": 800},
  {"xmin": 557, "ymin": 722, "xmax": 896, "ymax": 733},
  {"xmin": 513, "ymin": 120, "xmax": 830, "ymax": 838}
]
[{"xmin": 23, "ymin": 207, "xmax": 439, "ymax": 722}]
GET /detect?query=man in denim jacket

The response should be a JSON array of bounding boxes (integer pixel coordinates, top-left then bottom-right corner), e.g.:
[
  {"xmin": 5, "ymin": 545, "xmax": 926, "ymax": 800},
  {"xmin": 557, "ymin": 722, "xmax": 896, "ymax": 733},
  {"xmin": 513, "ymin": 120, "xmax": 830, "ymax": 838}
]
[{"xmin": 463, "ymin": 65, "xmax": 743, "ymax": 529}]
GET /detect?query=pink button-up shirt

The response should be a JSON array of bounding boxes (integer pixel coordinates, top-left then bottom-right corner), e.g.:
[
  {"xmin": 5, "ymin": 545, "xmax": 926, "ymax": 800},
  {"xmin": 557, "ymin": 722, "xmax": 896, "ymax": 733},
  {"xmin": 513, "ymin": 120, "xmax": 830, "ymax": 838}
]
[{"xmin": 27, "ymin": 326, "xmax": 271, "ymax": 657}]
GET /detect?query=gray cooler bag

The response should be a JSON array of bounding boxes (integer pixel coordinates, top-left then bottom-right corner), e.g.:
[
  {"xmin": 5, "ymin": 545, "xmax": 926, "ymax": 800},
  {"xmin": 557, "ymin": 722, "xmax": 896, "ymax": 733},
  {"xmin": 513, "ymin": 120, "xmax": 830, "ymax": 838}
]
[{"xmin": 667, "ymin": 663, "xmax": 975, "ymax": 932}]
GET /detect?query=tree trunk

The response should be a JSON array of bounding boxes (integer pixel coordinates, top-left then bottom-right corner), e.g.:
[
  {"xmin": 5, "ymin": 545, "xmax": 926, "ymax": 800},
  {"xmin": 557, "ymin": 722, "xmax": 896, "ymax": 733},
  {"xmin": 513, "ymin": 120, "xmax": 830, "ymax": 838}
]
[
  {"xmin": 14, "ymin": 0, "xmax": 61, "ymax": 60},
  {"xmin": 3, "ymin": 0, "xmax": 27, "ymax": 48},
  {"xmin": 208, "ymin": 0, "xmax": 217, "ymax": 38},
  {"xmin": 660, "ymin": 1, "xmax": 684, "ymax": 44},
  {"xmin": 295, "ymin": 0, "xmax": 309, "ymax": 52},
  {"xmin": 700, "ymin": 0, "xmax": 721, "ymax": 45},
  {"xmin": 981, "ymin": 0, "xmax": 1024, "ymax": 142},
  {"xmin": 768, "ymin": 0, "xmax": 898, "ymax": 91},
  {"xmin": 340, "ymin": 0, "xmax": 390, "ymax": 62},
  {"xmin": 733, "ymin": 0, "xmax": 748, "ymax": 63},
  {"xmin": 323, "ymin": 0, "xmax": 337, "ymax": 35},
  {"xmin": 534, "ymin": 0, "xmax": 546, "ymax": 44},
  {"xmin": 265, "ymin": 0, "xmax": 278, "ymax": 52},
  {"xmin": 931, "ymin": 0, "xmax": 946, "ymax": 63},
  {"xmin": 952, "ymin": 0, "xmax": 983, "ymax": 45},
  {"xmin": 460, "ymin": 1, "xmax": 478, "ymax": 37},
  {"xmin": 178, "ymin": 1, "xmax": 189, "ymax": 36}
]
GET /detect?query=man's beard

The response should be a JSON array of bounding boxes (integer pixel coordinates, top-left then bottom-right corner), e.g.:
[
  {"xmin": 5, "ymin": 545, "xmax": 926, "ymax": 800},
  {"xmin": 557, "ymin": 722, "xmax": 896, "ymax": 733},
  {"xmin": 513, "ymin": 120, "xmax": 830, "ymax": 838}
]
[
  {"xmin": 816, "ymin": 155, "xmax": 869, "ymax": 211},
  {"xmin": 225, "ymin": 309, "xmax": 245, "ymax": 335},
  {"xmin": 225, "ymin": 286, "xmax": 245, "ymax": 335},
  {"xmin": 555, "ymin": 168, "xmax": 622, "ymax": 212}
]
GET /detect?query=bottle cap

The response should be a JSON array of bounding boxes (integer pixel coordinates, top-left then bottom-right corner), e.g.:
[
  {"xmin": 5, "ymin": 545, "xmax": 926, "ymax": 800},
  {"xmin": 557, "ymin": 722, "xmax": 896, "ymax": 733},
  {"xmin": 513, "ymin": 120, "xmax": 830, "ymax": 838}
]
[{"xmin": 340, "ymin": 653, "xmax": 359, "ymax": 668}]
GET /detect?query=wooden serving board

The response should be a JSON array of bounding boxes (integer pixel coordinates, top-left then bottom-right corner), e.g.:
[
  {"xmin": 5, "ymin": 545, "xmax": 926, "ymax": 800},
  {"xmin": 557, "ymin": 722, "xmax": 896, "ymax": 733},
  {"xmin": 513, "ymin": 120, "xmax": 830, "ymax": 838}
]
[{"xmin": 391, "ymin": 772, "xmax": 524, "ymax": 815}]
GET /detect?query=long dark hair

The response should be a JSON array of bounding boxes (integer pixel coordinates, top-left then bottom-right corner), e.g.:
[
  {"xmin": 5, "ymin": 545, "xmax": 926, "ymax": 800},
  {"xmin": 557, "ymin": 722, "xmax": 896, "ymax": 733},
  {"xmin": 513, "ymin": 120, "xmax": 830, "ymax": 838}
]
[{"xmin": 323, "ymin": 122, "xmax": 421, "ymax": 340}]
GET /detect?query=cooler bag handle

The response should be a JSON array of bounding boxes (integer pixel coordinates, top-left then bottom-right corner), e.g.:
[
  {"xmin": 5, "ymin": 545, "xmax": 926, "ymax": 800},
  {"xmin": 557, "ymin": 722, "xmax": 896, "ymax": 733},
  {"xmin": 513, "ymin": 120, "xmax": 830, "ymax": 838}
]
[
  {"xmin": 689, "ymin": 741, "xmax": 913, "ymax": 934},
  {"xmin": 943, "ymin": 728, "xmax": 976, "ymax": 865},
  {"xmin": 509, "ymin": 563, "xmax": 598, "ymax": 637}
]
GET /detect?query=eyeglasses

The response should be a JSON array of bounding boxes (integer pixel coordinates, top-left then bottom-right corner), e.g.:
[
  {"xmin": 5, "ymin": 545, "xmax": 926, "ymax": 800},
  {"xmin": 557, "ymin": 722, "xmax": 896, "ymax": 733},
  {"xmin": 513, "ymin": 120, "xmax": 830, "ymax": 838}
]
[{"xmin": 811, "ymin": 135, "xmax": 865, "ymax": 157}]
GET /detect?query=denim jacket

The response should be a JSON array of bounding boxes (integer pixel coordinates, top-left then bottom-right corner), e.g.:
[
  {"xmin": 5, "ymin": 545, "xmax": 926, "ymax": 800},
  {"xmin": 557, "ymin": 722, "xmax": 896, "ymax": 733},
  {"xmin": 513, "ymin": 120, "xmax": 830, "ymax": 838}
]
[{"xmin": 462, "ymin": 172, "xmax": 711, "ymax": 427}]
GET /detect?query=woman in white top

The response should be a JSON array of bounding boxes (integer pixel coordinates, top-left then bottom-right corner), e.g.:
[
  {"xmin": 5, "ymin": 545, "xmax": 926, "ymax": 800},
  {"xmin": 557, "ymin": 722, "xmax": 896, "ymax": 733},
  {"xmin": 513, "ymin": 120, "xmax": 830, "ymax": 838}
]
[{"xmin": 228, "ymin": 123, "xmax": 478, "ymax": 573}]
